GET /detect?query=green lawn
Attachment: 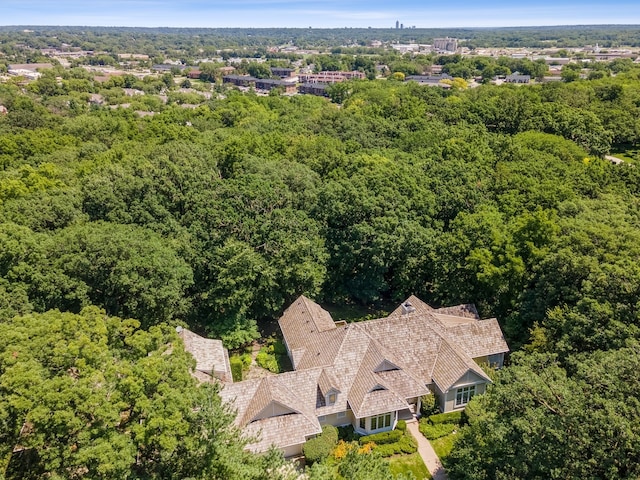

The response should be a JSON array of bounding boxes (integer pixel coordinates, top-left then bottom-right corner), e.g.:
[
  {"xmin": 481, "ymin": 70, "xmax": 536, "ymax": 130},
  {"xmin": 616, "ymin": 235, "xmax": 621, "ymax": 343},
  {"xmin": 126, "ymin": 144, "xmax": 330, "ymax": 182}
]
[
  {"xmin": 430, "ymin": 432, "xmax": 457, "ymax": 460},
  {"xmin": 388, "ymin": 453, "xmax": 431, "ymax": 480}
]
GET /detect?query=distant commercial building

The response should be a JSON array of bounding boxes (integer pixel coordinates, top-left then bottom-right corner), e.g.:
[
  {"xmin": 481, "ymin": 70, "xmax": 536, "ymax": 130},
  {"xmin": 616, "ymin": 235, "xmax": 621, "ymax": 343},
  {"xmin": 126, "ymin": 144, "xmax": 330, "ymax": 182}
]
[
  {"xmin": 405, "ymin": 74, "xmax": 453, "ymax": 87},
  {"xmin": 391, "ymin": 44, "xmax": 420, "ymax": 54},
  {"xmin": 298, "ymin": 71, "xmax": 365, "ymax": 84},
  {"xmin": 505, "ymin": 73, "xmax": 531, "ymax": 84},
  {"xmin": 396, "ymin": 20, "xmax": 399, "ymax": 29},
  {"xmin": 270, "ymin": 67, "xmax": 296, "ymax": 78},
  {"xmin": 222, "ymin": 75, "xmax": 296, "ymax": 93},
  {"xmin": 299, "ymin": 83, "xmax": 329, "ymax": 97},
  {"xmin": 433, "ymin": 37, "xmax": 458, "ymax": 52}
]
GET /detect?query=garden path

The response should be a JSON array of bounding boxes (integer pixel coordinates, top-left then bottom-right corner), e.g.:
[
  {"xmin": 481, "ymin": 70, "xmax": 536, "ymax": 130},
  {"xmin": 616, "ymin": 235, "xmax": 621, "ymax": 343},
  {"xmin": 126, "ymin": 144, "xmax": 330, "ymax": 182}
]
[{"xmin": 407, "ymin": 420, "xmax": 448, "ymax": 480}]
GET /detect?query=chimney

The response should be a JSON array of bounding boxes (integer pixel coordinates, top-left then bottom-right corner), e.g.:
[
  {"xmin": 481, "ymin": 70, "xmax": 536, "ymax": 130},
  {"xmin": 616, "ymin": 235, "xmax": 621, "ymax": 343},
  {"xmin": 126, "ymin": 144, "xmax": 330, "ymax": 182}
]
[{"xmin": 401, "ymin": 301, "xmax": 415, "ymax": 315}]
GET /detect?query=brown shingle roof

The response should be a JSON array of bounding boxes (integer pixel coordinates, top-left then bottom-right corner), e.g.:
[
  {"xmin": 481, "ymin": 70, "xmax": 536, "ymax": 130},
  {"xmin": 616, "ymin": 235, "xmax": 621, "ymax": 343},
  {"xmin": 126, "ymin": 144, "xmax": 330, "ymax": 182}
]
[
  {"xmin": 431, "ymin": 339, "xmax": 490, "ymax": 392},
  {"xmin": 222, "ymin": 295, "xmax": 508, "ymax": 453},
  {"xmin": 318, "ymin": 369, "xmax": 341, "ymax": 396},
  {"xmin": 443, "ymin": 319, "xmax": 509, "ymax": 358},
  {"xmin": 178, "ymin": 327, "xmax": 232, "ymax": 383}
]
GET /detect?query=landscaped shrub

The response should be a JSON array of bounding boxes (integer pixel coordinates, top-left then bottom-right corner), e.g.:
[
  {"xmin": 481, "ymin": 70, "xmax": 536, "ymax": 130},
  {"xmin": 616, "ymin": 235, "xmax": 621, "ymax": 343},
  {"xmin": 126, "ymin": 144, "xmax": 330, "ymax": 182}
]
[
  {"xmin": 359, "ymin": 429, "xmax": 402, "ymax": 445},
  {"xmin": 396, "ymin": 419, "xmax": 407, "ymax": 432},
  {"xmin": 322, "ymin": 425, "xmax": 339, "ymax": 444},
  {"xmin": 371, "ymin": 435, "xmax": 417, "ymax": 457},
  {"xmin": 230, "ymin": 357, "xmax": 243, "ymax": 382},
  {"xmin": 240, "ymin": 352, "xmax": 252, "ymax": 368},
  {"xmin": 373, "ymin": 443, "xmax": 401, "ymax": 457},
  {"xmin": 338, "ymin": 425, "xmax": 360, "ymax": 442},
  {"xmin": 256, "ymin": 348, "xmax": 279, "ymax": 372},
  {"xmin": 303, "ymin": 425, "xmax": 339, "ymax": 465},
  {"xmin": 302, "ymin": 437, "xmax": 330, "ymax": 465},
  {"xmin": 398, "ymin": 434, "xmax": 418, "ymax": 454},
  {"xmin": 420, "ymin": 393, "xmax": 439, "ymax": 417},
  {"xmin": 271, "ymin": 337, "xmax": 288, "ymax": 355},
  {"xmin": 428, "ymin": 411, "xmax": 462, "ymax": 425},
  {"xmin": 419, "ymin": 419, "xmax": 456, "ymax": 440}
]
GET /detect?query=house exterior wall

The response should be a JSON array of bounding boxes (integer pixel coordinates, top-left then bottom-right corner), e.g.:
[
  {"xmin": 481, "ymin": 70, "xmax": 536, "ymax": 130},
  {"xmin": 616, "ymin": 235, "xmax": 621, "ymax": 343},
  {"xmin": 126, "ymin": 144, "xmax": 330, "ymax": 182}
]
[
  {"xmin": 442, "ymin": 380, "xmax": 487, "ymax": 412},
  {"xmin": 318, "ymin": 410, "xmax": 354, "ymax": 427},
  {"xmin": 354, "ymin": 410, "xmax": 398, "ymax": 435},
  {"xmin": 283, "ymin": 443, "xmax": 303, "ymax": 458}
]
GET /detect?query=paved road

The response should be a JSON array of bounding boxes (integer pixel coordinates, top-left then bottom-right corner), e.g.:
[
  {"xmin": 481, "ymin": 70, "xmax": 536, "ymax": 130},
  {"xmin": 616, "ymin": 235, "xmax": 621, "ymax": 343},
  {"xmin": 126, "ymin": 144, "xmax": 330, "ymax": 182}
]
[{"xmin": 407, "ymin": 420, "xmax": 448, "ymax": 480}]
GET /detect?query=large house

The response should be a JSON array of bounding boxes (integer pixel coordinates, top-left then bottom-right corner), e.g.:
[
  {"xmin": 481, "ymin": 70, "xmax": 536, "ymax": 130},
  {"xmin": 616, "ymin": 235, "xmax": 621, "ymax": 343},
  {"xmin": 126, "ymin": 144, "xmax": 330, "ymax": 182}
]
[{"xmin": 215, "ymin": 295, "xmax": 508, "ymax": 457}]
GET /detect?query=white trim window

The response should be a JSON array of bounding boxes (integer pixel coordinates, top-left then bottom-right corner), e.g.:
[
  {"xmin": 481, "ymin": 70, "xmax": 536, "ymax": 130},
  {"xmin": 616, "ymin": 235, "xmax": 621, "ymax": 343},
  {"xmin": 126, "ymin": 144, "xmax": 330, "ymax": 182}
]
[
  {"xmin": 337, "ymin": 411, "xmax": 346, "ymax": 419},
  {"xmin": 455, "ymin": 385, "xmax": 476, "ymax": 407},
  {"xmin": 370, "ymin": 413, "xmax": 392, "ymax": 430}
]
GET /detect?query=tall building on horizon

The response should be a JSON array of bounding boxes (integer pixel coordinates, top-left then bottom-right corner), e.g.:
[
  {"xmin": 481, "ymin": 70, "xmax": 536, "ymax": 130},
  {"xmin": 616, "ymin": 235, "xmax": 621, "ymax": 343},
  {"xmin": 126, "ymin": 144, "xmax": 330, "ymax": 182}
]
[{"xmin": 395, "ymin": 20, "xmax": 399, "ymax": 29}]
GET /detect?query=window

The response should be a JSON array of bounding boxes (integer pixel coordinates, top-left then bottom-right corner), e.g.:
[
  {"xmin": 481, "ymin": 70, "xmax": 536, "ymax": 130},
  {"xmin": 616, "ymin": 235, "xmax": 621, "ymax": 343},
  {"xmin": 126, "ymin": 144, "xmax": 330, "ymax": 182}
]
[
  {"xmin": 455, "ymin": 385, "xmax": 476, "ymax": 407},
  {"xmin": 318, "ymin": 415, "xmax": 326, "ymax": 423},
  {"xmin": 370, "ymin": 413, "xmax": 392, "ymax": 430},
  {"xmin": 337, "ymin": 411, "xmax": 346, "ymax": 419},
  {"xmin": 359, "ymin": 418, "xmax": 366, "ymax": 429},
  {"xmin": 328, "ymin": 393, "xmax": 336, "ymax": 404}
]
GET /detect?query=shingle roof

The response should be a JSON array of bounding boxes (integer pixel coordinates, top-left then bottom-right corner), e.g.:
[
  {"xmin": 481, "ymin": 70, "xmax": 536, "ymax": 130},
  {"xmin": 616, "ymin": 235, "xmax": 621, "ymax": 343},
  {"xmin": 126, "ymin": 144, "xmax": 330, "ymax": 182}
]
[
  {"xmin": 243, "ymin": 413, "xmax": 321, "ymax": 453},
  {"xmin": 178, "ymin": 327, "xmax": 232, "ymax": 383},
  {"xmin": 318, "ymin": 369, "xmax": 341, "ymax": 397},
  {"xmin": 443, "ymin": 319, "xmax": 509, "ymax": 358},
  {"xmin": 222, "ymin": 295, "xmax": 508, "ymax": 452},
  {"xmin": 434, "ymin": 304, "xmax": 480, "ymax": 320},
  {"xmin": 279, "ymin": 295, "xmax": 346, "ymax": 369},
  {"xmin": 220, "ymin": 371, "xmax": 323, "ymax": 451},
  {"xmin": 430, "ymin": 339, "xmax": 491, "ymax": 392}
]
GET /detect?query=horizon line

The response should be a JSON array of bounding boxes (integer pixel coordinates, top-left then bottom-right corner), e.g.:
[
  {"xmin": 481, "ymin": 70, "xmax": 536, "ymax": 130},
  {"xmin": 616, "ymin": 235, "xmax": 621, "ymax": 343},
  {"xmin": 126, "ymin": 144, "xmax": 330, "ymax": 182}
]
[{"xmin": 2, "ymin": 23, "xmax": 640, "ymax": 30}]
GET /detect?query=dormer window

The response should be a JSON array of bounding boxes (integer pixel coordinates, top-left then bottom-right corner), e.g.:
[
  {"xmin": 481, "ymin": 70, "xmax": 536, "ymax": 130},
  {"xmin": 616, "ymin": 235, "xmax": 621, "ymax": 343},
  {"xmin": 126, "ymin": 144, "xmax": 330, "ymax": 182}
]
[{"xmin": 328, "ymin": 393, "xmax": 336, "ymax": 404}]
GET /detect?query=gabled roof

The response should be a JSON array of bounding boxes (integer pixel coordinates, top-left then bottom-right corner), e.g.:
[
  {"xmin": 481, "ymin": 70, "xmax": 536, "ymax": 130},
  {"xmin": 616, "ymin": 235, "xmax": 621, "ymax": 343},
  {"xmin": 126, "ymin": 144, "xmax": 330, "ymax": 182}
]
[
  {"xmin": 222, "ymin": 295, "xmax": 509, "ymax": 453},
  {"xmin": 318, "ymin": 369, "xmax": 341, "ymax": 397},
  {"xmin": 278, "ymin": 295, "xmax": 344, "ymax": 369},
  {"xmin": 431, "ymin": 339, "xmax": 491, "ymax": 392},
  {"xmin": 220, "ymin": 371, "xmax": 322, "ymax": 452},
  {"xmin": 177, "ymin": 327, "xmax": 232, "ymax": 383}
]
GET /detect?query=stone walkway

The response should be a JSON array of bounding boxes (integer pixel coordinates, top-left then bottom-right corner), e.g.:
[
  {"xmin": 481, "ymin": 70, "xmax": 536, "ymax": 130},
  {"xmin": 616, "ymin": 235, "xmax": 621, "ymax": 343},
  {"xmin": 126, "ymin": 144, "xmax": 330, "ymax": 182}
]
[{"xmin": 407, "ymin": 420, "xmax": 448, "ymax": 480}]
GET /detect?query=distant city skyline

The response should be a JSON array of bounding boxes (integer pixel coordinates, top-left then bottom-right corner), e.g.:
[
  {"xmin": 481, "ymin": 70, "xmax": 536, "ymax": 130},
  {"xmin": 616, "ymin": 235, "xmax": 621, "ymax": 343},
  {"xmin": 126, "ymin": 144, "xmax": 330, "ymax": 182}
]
[{"xmin": 1, "ymin": 0, "xmax": 640, "ymax": 29}]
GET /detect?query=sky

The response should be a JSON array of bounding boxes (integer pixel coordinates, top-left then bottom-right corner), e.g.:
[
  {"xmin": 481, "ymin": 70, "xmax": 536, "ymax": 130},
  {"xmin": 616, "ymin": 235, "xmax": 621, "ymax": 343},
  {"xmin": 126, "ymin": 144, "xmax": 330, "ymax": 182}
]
[{"xmin": 1, "ymin": 0, "xmax": 640, "ymax": 29}]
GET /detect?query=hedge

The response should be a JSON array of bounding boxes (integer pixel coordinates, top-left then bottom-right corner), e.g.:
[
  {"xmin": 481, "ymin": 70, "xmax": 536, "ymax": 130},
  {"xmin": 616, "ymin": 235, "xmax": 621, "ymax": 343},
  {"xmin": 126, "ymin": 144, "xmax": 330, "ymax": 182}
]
[
  {"xmin": 322, "ymin": 425, "xmax": 339, "ymax": 444},
  {"xmin": 359, "ymin": 429, "xmax": 402, "ymax": 445},
  {"xmin": 396, "ymin": 419, "xmax": 407, "ymax": 432},
  {"xmin": 419, "ymin": 420, "xmax": 456, "ymax": 440},
  {"xmin": 372, "ymin": 435, "xmax": 418, "ymax": 457},
  {"xmin": 428, "ymin": 411, "xmax": 462, "ymax": 425}
]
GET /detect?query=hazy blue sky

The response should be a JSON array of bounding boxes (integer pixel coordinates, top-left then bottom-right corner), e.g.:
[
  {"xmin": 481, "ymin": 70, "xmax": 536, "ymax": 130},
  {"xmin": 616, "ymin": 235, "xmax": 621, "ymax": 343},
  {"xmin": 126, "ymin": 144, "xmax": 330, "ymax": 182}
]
[{"xmin": 2, "ymin": 0, "xmax": 640, "ymax": 28}]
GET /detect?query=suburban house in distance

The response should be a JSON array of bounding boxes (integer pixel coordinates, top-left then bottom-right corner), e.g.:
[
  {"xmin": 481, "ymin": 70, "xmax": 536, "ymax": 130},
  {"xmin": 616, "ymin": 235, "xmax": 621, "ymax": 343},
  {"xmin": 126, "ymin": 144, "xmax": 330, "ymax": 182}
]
[{"xmin": 211, "ymin": 295, "xmax": 509, "ymax": 457}]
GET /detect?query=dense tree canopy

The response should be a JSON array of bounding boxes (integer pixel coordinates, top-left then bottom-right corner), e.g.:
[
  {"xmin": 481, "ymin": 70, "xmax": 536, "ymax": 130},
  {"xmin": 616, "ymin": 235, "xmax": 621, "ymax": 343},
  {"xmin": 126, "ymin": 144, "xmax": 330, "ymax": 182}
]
[
  {"xmin": 1, "ymin": 39, "xmax": 640, "ymax": 477},
  {"xmin": 0, "ymin": 308, "xmax": 289, "ymax": 479}
]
